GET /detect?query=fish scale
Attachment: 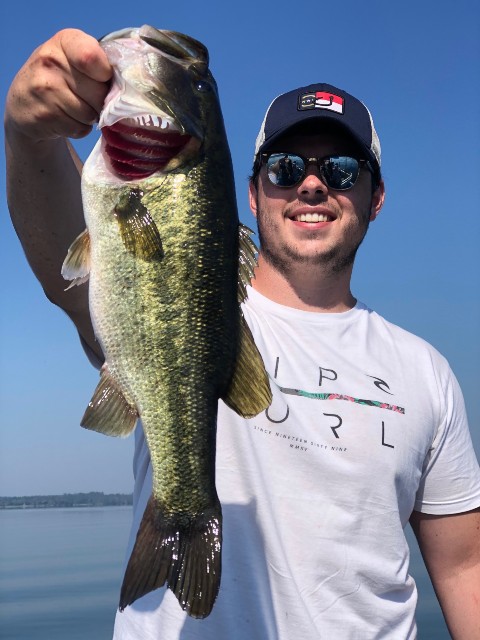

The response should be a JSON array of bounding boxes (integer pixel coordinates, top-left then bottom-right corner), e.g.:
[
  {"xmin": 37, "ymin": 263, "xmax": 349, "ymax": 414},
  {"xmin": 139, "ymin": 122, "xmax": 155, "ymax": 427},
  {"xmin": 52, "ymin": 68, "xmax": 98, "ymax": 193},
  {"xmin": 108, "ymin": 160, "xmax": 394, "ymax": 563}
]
[{"xmin": 62, "ymin": 25, "xmax": 271, "ymax": 618}]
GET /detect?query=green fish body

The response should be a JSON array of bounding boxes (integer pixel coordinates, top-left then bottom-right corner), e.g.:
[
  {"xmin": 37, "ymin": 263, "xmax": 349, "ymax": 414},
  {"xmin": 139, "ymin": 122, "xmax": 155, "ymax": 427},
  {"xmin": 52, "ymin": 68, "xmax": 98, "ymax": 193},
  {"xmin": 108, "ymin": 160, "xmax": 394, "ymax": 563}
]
[{"xmin": 62, "ymin": 26, "xmax": 271, "ymax": 619}]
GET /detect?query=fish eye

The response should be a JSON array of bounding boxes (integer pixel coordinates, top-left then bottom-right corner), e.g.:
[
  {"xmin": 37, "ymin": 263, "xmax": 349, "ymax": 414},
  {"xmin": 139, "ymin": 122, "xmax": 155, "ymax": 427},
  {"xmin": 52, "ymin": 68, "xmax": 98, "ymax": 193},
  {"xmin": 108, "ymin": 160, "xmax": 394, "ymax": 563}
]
[{"xmin": 195, "ymin": 80, "xmax": 211, "ymax": 93}]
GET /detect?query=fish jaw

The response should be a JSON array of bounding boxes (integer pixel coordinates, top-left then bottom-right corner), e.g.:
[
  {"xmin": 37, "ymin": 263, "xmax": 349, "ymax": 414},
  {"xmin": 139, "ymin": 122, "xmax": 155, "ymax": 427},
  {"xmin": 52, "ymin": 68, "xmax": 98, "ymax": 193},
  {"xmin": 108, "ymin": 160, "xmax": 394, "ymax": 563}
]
[
  {"xmin": 101, "ymin": 121, "xmax": 197, "ymax": 179},
  {"xmin": 97, "ymin": 26, "xmax": 214, "ymax": 179}
]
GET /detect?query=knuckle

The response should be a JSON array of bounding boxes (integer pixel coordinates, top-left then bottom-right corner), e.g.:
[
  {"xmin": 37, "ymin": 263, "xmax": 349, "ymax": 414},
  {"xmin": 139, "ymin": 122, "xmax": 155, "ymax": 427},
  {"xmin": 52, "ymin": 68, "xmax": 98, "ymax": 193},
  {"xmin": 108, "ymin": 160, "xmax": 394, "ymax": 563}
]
[{"xmin": 70, "ymin": 124, "xmax": 93, "ymax": 139}]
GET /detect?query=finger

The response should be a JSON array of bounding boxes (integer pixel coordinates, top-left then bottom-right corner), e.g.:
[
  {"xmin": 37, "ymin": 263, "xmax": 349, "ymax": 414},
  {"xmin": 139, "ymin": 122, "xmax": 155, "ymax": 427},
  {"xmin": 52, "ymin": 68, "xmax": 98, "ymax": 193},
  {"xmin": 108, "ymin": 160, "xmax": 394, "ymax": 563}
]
[
  {"xmin": 58, "ymin": 29, "xmax": 112, "ymax": 83},
  {"xmin": 8, "ymin": 61, "xmax": 98, "ymax": 140},
  {"xmin": 36, "ymin": 30, "xmax": 112, "ymax": 129},
  {"xmin": 5, "ymin": 29, "xmax": 112, "ymax": 143},
  {"xmin": 65, "ymin": 65, "xmax": 111, "ymax": 120},
  {"xmin": 58, "ymin": 109, "xmax": 95, "ymax": 139},
  {"xmin": 25, "ymin": 62, "xmax": 100, "ymax": 131},
  {"xmin": 21, "ymin": 91, "xmax": 96, "ymax": 140},
  {"xmin": 56, "ymin": 29, "xmax": 112, "ymax": 116}
]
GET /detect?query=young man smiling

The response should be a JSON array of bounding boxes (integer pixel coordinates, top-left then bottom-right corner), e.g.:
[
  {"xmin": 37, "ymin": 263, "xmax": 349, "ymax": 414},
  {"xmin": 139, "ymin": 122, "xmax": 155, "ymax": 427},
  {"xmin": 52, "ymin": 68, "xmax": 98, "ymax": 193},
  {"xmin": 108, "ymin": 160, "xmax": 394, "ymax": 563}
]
[
  {"xmin": 250, "ymin": 125, "xmax": 384, "ymax": 312},
  {"xmin": 5, "ymin": 29, "xmax": 480, "ymax": 639}
]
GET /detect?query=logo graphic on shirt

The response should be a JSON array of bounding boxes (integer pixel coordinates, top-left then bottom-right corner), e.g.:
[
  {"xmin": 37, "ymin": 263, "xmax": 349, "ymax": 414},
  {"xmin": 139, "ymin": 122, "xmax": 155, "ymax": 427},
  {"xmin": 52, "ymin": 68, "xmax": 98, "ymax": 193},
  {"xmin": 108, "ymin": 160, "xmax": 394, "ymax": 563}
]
[
  {"xmin": 254, "ymin": 357, "xmax": 402, "ymax": 453},
  {"xmin": 278, "ymin": 386, "xmax": 405, "ymax": 414},
  {"xmin": 298, "ymin": 91, "xmax": 345, "ymax": 114}
]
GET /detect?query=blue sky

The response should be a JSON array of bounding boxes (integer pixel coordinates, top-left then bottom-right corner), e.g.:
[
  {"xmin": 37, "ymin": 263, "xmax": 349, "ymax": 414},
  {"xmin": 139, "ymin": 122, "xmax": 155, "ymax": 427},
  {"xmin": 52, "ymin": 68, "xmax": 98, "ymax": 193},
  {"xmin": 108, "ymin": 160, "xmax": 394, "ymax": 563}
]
[{"xmin": 1, "ymin": 0, "xmax": 479, "ymax": 496}]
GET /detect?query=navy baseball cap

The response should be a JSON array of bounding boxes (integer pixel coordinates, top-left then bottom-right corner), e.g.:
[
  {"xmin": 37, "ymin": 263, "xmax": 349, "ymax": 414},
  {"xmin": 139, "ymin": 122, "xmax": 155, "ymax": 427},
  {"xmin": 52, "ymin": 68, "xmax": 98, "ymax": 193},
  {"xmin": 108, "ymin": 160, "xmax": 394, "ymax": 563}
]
[{"xmin": 254, "ymin": 83, "xmax": 381, "ymax": 179}]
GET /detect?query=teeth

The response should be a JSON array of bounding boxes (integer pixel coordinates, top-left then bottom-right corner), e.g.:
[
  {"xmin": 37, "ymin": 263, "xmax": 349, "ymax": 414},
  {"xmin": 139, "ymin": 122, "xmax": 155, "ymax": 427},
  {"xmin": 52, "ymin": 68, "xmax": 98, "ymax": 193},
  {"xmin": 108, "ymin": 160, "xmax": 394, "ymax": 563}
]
[
  {"xmin": 124, "ymin": 115, "xmax": 172, "ymax": 129},
  {"xmin": 145, "ymin": 115, "xmax": 161, "ymax": 127},
  {"xmin": 294, "ymin": 213, "xmax": 331, "ymax": 222}
]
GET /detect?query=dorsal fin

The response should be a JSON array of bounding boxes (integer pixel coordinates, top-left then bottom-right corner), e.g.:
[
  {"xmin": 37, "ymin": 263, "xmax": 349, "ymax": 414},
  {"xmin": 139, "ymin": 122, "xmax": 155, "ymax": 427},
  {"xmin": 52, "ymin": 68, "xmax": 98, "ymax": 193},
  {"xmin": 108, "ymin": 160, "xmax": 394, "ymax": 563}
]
[
  {"xmin": 222, "ymin": 313, "xmax": 272, "ymax": 417},
  {"xmin": 237, "ymin": 224, "xmax": 258, "ymax": 303},
  {"xmin": 222, "ymin": 224, "xmax": 272, "ymax": 417}
]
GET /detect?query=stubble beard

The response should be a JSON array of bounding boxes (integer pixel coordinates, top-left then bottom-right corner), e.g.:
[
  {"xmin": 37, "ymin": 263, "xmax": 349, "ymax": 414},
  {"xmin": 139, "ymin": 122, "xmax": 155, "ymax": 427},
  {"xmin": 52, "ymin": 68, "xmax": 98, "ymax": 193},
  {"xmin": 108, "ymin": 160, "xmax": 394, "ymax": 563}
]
[{"xmin": 256, "ymin": 200, "xmax": 372, "ymax": 278}]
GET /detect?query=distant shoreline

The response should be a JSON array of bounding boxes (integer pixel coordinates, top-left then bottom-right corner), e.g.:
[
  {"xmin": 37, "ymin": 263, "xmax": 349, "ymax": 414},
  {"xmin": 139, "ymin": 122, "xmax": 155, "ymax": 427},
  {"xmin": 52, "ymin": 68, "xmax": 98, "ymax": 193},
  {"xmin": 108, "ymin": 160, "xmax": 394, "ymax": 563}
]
[{"xmin": 0, "ymin": 492, "xmax": 133, "ymax": 510}]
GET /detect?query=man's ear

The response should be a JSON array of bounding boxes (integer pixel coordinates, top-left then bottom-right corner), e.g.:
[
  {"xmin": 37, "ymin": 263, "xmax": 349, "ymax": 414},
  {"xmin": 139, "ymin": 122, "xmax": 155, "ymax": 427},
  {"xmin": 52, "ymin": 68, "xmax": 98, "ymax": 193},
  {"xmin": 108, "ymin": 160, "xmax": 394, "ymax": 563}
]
[
  {"xmin": 248, "ymin": 180, "xmax": 258, "ymax": 218},
  {"xmin": 370, "ymin": 179, "xmax": 385, "ymax": 221}
]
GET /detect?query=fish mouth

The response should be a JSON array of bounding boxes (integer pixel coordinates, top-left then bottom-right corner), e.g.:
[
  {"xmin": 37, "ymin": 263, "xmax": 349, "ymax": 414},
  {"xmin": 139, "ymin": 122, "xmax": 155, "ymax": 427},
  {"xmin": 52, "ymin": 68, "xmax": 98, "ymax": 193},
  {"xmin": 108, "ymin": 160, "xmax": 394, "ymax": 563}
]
[
  {"xmin": 102, "ymin": 118, "xmax": 193, "ymax": 179},
  {"xmin": 98, "ymin": 26, "xmax": 209, "ymax": 180}
]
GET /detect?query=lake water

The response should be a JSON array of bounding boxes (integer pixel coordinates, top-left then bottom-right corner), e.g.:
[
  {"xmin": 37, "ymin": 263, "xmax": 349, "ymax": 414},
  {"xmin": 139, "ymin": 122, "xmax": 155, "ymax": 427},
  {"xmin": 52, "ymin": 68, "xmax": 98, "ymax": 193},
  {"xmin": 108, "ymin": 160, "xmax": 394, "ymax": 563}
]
[
  {"xmin": 0, "ymin": 507, "xmax": 129, "ymax": 639},
  {"xmin": 0, "ymin": 507, "xmax": 450, "ymax": 639}
]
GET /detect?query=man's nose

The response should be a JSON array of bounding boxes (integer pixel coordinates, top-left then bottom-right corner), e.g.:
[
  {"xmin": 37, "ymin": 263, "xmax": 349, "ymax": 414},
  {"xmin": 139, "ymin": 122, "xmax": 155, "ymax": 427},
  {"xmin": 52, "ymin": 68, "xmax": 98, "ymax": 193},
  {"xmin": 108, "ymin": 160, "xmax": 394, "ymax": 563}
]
[{"xmin": 297, "ymin": 166, "xmax": 328, "ymax": 196}]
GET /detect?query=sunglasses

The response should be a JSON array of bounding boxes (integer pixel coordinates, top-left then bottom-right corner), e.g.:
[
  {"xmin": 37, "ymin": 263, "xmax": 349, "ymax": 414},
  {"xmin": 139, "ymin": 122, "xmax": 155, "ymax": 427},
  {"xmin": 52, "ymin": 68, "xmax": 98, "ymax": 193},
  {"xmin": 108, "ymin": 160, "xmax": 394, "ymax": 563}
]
[{"xmin": 261, "ymin": 153, "xmax": 373, "ymax": 190}]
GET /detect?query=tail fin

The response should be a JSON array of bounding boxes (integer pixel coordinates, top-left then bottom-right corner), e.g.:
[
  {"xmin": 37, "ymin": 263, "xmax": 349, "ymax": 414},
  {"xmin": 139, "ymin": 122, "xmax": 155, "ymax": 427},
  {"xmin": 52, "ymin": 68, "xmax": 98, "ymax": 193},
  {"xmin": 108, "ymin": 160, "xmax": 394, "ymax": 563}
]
[{"xmin": 119, "ymin": 495, "xmax": 222, "ymax": 619}]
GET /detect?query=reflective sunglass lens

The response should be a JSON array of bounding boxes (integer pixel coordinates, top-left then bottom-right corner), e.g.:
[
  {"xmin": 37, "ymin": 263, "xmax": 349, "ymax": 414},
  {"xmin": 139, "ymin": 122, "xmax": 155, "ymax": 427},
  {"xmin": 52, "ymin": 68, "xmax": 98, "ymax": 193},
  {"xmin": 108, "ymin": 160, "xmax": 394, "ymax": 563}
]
[
  {"xmin": 267, "ymin": 153, "xmax": 304, "ymax": 187},
  {"xmin": 321, "ymin": 156, "xmax": 359, "ymax": 189},
  {"xmin": 265, "ymin": 154, "xmax": 361, "ymax": 189}
]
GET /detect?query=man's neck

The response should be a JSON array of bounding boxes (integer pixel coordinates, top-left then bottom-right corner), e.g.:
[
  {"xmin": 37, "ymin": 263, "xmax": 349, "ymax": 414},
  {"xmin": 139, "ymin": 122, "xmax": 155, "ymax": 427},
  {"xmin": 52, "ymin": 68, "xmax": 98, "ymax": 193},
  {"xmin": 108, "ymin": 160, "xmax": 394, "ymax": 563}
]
[{"xmin": 251, "ymin": 254, "xmax": 357, "ymax": 313}]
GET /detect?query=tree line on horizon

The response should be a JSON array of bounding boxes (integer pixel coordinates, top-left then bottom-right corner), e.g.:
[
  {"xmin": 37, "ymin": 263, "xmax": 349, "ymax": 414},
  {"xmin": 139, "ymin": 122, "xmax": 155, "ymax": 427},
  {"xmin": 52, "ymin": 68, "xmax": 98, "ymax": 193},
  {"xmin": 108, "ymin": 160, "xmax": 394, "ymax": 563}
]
[{"xmin": 0, "ymin": 491, "xmax": 133, "ymax": 509}]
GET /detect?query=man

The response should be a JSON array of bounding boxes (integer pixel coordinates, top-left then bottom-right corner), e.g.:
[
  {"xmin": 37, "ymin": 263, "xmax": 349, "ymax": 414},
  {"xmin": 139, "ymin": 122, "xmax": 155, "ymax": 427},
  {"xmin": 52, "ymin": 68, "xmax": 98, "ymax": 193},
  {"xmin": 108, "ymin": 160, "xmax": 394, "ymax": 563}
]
[
  {"xmin": 5, "ymin": 29, "xmax": 480, "ymax": 639},
  {"xmin": 275, "ymin": 153, "xmax": 295, "ymax": 185}
]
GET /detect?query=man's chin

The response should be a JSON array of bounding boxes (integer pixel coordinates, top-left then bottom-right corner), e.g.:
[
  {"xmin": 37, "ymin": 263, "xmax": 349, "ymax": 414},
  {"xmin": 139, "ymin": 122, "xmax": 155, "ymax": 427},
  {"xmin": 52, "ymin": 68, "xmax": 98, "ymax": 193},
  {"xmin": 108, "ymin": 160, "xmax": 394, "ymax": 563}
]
[{"xmin": 259, "ymin": 240, "xmax": 361, "ymax": 277}]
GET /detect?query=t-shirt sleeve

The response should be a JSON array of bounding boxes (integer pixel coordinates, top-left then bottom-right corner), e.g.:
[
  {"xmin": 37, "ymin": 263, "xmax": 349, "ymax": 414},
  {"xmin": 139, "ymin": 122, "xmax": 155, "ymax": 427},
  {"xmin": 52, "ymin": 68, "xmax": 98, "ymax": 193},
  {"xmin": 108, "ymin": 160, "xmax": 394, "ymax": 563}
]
[{"xmin": 414, "ymin": 365, "xmax": 480, "ymax": 514}]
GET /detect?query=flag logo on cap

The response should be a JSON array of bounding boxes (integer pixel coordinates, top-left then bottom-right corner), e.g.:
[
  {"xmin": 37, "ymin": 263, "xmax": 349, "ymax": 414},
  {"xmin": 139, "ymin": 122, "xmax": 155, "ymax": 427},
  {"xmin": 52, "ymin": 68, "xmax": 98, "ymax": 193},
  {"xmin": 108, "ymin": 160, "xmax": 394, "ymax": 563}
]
[{"xmin": 299, "ymin": 91, "xmax": 345, "ymax": 114}]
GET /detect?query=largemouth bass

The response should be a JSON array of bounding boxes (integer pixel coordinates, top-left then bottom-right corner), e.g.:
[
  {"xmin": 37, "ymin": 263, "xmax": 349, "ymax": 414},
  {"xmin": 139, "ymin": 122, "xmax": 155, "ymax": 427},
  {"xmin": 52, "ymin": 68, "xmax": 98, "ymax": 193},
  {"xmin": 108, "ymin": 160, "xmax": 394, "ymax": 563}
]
[{"xmin": 62, "ymin": 25, "xmax": 271, "ymax": 619}]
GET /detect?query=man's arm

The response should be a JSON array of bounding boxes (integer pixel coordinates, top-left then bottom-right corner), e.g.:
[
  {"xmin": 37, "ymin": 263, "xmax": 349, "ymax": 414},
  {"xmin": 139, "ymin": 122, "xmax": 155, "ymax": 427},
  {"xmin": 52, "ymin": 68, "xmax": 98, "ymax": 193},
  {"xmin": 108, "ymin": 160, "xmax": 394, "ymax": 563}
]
[
  {"xmin": 4, "ymin": 29, "xmax": 112, "ymax": 360},
  {"xmin": 410, "ymin": 508, "xmax": 480, "ymax": 639}
]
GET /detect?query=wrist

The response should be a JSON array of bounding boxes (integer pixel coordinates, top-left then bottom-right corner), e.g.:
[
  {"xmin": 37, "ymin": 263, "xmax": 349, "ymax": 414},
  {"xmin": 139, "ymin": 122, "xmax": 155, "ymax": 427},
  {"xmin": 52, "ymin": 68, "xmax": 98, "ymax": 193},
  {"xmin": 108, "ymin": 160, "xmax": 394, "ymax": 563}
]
[{"xmin": 4, "ymin": 117, "xmax": 70, "ymax": 162}]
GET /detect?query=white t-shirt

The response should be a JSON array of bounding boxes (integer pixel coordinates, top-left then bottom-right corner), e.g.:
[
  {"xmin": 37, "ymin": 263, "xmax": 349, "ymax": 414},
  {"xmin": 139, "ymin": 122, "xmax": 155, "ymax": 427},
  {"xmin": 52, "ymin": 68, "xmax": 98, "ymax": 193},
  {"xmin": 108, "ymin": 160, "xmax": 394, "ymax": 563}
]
[{"xmin": 112, "ymin": 288, "xmax": 480, "ymax": 639}]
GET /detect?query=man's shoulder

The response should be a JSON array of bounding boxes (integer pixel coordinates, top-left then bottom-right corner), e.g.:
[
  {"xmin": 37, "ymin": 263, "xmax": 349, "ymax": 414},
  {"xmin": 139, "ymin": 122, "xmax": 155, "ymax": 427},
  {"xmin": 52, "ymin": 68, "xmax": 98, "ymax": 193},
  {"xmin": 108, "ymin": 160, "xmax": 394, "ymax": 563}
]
[
  {"xmin": 364, "ymin": 304, "xmax": 451, "ymax": 370},
  {"xmin": 243, "ymin": 290, "xmax": 451, "ymax": 372}
]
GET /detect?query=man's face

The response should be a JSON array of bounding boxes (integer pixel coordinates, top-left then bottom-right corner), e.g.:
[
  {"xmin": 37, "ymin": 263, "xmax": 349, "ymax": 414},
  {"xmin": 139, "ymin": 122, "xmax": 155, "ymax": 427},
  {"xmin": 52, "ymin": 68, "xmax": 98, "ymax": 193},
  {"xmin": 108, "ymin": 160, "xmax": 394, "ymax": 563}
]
[{"xmin": 249, "ymin": 129, "xmax": 385, "ymax": 279}]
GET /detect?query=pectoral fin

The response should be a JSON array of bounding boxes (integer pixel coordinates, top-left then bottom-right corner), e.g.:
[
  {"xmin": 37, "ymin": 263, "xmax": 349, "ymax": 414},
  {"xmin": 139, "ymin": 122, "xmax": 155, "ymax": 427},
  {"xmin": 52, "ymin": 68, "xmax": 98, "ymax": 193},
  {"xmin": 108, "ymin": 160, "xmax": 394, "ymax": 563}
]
[
  {"xmin": 115, "ymin": 188, "xmax": 164, "ymax": 261},
  {"xmin": 81, "ymin": 366, "xmax": 138, "ymax": 436},
  {"xmin": 61, "ymin": 229, "xmax": 91, "ymax": 289},
  {"xmin": 222, "ymin": 314, "xmax": 272, "ymax": 418}
]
